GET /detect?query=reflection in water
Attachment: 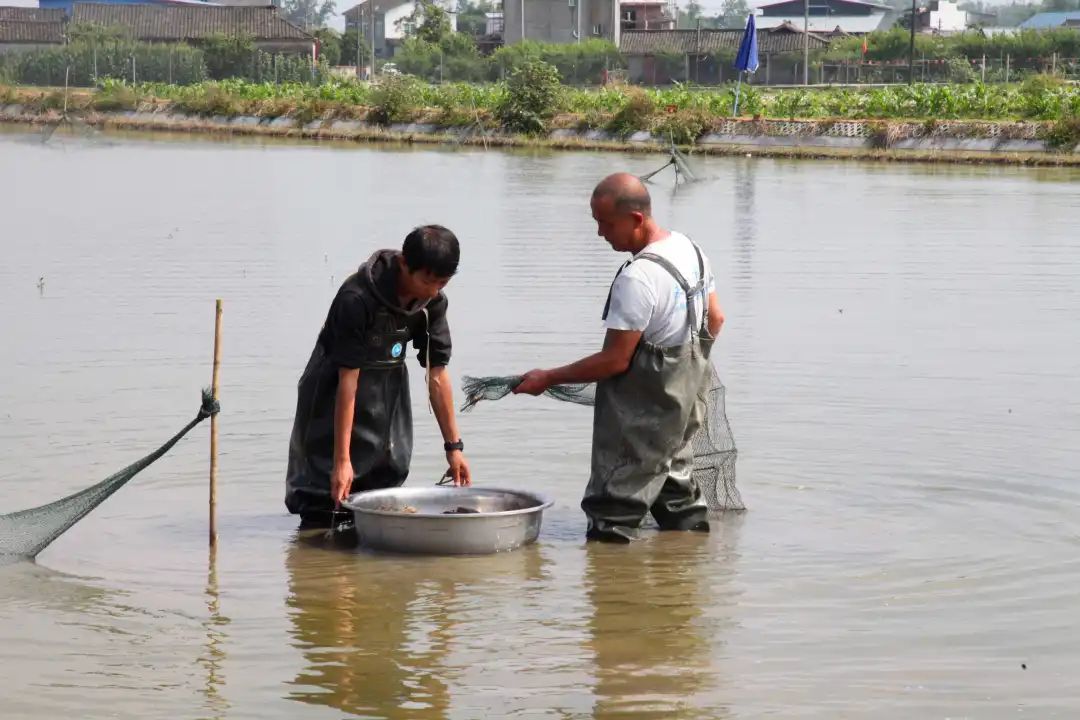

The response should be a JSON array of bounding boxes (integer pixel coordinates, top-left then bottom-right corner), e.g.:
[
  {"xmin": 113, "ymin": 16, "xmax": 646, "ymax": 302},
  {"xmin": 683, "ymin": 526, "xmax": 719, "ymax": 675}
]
[
  {"xmin": 0, "ymin": 560, "xmax": 114, "ymax": 610},
  {"xmin": 198, "ymin": 544, "xmax": 230, "ymax": 720},
  {"xmin": 584, "ymin": 522, "xmax": 743, "ymax": 719},
  {"xmin": 283, "ymin": 532, "xmax": 547, "ymax": 718},
  {"xmin": 732, "ymin": 159, "xmax": 756, "ymax": 297}
]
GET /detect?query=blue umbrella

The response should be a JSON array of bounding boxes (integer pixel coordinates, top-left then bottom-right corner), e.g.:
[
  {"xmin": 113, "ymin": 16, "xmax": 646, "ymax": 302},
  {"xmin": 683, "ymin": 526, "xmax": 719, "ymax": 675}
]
[{"xmin": 733, "ymin": 13, "xmax": 759, "ymax": 116}]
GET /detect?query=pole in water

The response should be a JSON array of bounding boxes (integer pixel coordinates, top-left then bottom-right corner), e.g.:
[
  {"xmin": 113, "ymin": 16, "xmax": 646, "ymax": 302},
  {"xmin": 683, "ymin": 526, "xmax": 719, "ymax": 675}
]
[{"xmin": 210, "ymin": 299, "xmax": 223, "ymax": 547}]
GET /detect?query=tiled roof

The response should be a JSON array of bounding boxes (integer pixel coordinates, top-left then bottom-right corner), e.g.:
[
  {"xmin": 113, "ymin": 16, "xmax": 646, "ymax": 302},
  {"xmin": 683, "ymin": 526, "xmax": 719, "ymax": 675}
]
[
  {"xmin": 0, "ymin": 7, "xmax": 66, "ymax": 22},
  {"xmin": 0, "ymin": 19, "xmax": 64, "ymax": 43},
  {"xmin": 620, "ymin": 27, "xmax": 831, "ymax": 55},
  {"xmin": 756, "ymin": 13, "xmax": 892, "ymax": 33},
  {"xmin": 70, "ymin": 3, "xmax": 313, "ymax": 41},
  {"xmin": 1018, "ymin": 11, "xmax": 1080, "ymax": 28}
]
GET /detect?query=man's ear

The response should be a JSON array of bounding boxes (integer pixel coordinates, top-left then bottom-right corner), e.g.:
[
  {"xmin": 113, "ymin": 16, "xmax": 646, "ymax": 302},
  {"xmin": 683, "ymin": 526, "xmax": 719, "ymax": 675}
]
[{"xmin": 631, "ymin": 211, "xmax": 645, "ymax": 228}]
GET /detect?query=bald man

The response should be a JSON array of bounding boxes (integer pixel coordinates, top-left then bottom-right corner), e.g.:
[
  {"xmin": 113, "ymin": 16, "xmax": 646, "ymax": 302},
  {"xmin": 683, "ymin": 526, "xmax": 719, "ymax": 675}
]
[{"xmin": 513, "ymin": 173, "xmax": 725, "ymax": 543}]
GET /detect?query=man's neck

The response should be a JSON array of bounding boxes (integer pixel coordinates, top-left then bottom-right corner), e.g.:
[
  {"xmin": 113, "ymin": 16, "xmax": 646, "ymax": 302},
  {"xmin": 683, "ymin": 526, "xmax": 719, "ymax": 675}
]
[
  {"xmin": 629, "ymin": 222, "xmax": 670, "ymax": 255},
  {"xmin": 395, "ymin": 267, "xmax": 417, "ymax": 307}
]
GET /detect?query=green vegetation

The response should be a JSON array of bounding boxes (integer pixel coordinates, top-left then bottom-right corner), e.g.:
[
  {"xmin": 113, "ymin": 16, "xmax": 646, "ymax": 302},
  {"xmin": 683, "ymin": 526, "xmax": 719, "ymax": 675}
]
[
  {"xmin": 0, "ymin": 33, "xmax": 324, "ymax": 88},
  {"xmin": 1, "ymin": 74, "xmax": 1077, "ymax": 152},
  {"xmin": 497, "ymin": 60, "xmax": 562, "ymax": 134}
]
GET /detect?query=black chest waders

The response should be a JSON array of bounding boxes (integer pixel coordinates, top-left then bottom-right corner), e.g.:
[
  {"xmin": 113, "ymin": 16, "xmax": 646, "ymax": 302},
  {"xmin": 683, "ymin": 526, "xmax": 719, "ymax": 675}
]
[
  {"xmin": 285, "ymin": 290, "xmax": 428, "ymax": 523},
  {"xmin": 584, "ymin": 243, "xmax": 714, "ymax": 542}
]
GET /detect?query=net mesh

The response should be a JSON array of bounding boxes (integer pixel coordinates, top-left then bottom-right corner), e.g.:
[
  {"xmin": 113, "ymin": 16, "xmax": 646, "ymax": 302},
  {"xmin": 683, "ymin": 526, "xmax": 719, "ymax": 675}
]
[
  {"xmin": 639, "ymin": 144, "xmax": 699, "ymax": 184},
  {"xmin": 460, "ymin": 365, "xmax": 744, "ymax": 513},
  {"xmin": 0, "ymin": 390, "xmax": 219, "ymax": 562}
]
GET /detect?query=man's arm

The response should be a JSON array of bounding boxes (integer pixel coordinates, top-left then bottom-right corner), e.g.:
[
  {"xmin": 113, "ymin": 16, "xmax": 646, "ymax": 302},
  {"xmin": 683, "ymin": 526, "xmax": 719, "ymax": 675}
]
[
  {"xmin": 331, "ymin": 367, "xmax": 359, "ymax": 507},
  {"xmin": 428, "ymin": 366, "xmax": 471, "ymax": 486},
  {"xmin": 513, "ymin": 329, "xmax": 642, "ymax": 396},
  {"xmin": 707, "ymin": 291, "xmax": 724, "ymax": 338}
]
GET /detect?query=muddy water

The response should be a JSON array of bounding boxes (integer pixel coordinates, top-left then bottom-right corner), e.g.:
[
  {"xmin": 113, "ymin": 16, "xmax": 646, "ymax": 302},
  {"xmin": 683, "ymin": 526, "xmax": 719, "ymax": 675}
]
[{"xmin": 1, "ymin": 126, "xmax": 1079, "ymax": 719}]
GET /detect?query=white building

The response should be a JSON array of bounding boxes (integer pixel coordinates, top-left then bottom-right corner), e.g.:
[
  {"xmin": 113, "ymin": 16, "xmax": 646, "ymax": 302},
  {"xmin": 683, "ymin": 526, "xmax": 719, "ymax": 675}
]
[
  {"xmin": 755, "ymin": 0, "xmax": 895, "ymax": 34},
  {"xmin": 343, "ymin": 0, "xmax": 457, "ymax": 58}
]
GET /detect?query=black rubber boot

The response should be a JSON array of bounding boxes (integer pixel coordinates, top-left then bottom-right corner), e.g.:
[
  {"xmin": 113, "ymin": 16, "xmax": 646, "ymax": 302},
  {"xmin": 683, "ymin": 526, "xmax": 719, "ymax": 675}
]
[{"xmin": 585, "ymin": 521, "xmax": 637, "ymax": 544}]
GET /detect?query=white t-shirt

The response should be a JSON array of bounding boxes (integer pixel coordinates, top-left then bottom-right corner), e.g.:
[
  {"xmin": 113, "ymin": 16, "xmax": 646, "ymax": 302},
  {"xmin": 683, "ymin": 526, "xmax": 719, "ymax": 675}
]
[{"xmin": 604, "ymin": 232, "xmax": 715, "ymax": 347}]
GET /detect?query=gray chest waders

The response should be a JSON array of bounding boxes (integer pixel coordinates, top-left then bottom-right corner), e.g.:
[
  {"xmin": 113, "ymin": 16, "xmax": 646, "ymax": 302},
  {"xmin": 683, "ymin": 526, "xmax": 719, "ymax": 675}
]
[
  {"xmin": 584, "ymin": 242, "xmax": 715, "ymax": 539},
  {"xmin": 285, "ymin": 303, "xmax": 418, "ymax": 519}
]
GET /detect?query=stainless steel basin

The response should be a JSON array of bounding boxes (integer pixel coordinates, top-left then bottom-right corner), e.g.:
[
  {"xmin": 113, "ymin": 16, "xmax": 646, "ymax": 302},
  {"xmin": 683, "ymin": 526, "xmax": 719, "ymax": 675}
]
[{"xmin": 341, "ymin": 486, "xmax": 553, "ymax": 555}]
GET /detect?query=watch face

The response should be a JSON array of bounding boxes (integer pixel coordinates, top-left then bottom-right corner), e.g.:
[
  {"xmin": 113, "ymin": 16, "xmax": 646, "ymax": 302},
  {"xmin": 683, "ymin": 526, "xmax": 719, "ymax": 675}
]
[{"xmin": 391, "ymin": 341, "xmax": 404, "ymax": 358}]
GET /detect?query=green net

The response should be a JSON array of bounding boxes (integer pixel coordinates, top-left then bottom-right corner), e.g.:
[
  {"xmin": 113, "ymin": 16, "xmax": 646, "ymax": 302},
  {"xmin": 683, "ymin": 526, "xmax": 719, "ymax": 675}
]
[
  {"xmin": 0, "ymin": 390, "xmax": 219, "ymax": 563},
  {"xmin": 460, "ymin": 365, "xmax": 744, "ymax": 513}
]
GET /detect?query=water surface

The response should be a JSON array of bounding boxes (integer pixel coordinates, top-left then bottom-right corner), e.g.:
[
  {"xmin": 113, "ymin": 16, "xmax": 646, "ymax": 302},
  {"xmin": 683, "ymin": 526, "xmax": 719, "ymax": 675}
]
[{"xmin": 2, "ymin": 127, "xmax": 1079, "ymax": 718}]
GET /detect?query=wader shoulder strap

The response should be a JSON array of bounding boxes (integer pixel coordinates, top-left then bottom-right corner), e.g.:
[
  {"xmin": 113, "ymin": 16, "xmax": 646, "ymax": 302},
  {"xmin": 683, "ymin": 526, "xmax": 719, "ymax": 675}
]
[
  {"xmin": 601, "ymin": 259, "xmax": 632, "ymax": 322},
  {"xmin": 637, "ymin": 241, "xmax": 709, "ymax": 336},
  {"xmin": 600, "ymin": 241, "xmax": 709, "ymax": 336}
]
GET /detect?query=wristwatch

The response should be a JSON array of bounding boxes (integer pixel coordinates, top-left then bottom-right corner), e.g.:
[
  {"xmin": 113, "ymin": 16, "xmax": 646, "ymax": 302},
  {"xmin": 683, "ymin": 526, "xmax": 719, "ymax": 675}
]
[{"xmin": 444, "ymin": 439, "xmax": 464, "ymax": 453}]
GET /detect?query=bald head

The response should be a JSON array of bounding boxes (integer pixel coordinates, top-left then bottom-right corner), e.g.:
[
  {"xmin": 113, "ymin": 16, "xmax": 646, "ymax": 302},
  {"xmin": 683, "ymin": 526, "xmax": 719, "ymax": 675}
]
[
  {"xmin": 592, "ymin": 173, "xmax": 652, "ymax": 216},
  {"xmin": 590, "ymin": 172, "xmax": 661, "ymax": 254}
]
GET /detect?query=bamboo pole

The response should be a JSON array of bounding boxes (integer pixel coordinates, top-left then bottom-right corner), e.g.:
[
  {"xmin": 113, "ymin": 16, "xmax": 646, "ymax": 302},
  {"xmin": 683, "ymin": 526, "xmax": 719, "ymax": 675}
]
[{"xmin": 210, "ymin": 299, "xmax": 223, "ymax": 547}]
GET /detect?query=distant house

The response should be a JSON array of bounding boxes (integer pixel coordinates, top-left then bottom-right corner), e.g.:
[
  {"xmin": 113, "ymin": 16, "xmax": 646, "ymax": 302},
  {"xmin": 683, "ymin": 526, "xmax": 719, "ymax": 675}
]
[
  {"xmin": 476, "ymin": 10, "xmax": 504, "ymax": 54},
  {"xmin": 67, "ymin": 3, "xmax": 314, "ymax": 53},
  {"xmin": 620, "ymin": 24, "xmax": 830, "ymax": 84},
  {"xmin": 39, "ymin": 0, "xmax": 220, "ymax": 18},
  {"xmin": 502, "ymin": 0, "xmax": 620, "ymax": 45},
  {"xmin": 1018, "ymin": 11, "xmax": 1080, "ymax": 29},
  {"xmin": 620, "ymin": 0, "xmax": 674, "ymax": 31},
  {"xmin": 755, "ymin": 0, "xmax": 895, "ymax": 34},
  {"xmin": 342, "ymin": 0, "xmax": 457, "ymax": 59},
  {"xmin": 914, "ymin": 0, "xmax": 994, "ymax": 33},
  {"xmin": 0, "ymin": 7, "xmax": 65, "ymax": 53}
]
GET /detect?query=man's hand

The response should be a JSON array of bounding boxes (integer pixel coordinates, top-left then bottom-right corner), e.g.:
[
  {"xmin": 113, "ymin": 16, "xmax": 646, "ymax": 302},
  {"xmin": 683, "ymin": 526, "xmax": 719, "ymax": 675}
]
[
  {"xmin": 513, "ymin": 369, "xmax": 553, "ymax": 396},
  {"xmin": 446, "ymin": 450, "xmax": 471, "ymax": 486},
  {"xmin": 331, "ymin": 462, "xmax": 354, "ymax": 508}
]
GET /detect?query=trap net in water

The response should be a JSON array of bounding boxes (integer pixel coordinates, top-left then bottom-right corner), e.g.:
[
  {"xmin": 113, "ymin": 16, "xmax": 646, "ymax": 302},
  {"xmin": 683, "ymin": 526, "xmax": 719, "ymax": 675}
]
[
  {"xmin": 0, "ymin": 390, "xmax": 219, "ymax": 562},
  {"xmin": 639, "ymin": 142, "xmax": 699, "ymax": 185},
  {"xmin": 460, "ymin": 365, "xmax": 744, "ymax": 513}
]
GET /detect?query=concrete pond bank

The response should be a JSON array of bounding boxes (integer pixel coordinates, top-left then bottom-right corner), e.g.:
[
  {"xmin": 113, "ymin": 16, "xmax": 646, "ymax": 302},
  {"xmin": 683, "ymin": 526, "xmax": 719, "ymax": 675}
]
[{"xmin": 3, "ymin": 104, "xmax": 1079, "ymax": 166}]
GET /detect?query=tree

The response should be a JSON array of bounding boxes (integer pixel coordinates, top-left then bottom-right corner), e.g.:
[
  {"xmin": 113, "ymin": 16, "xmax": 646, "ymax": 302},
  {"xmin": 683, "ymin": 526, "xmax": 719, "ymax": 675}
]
[
  {"xmin": 342, "ymin": 27, "xmax": 371, "ymax": 67},
  {"xmin": 313, "ymin": 27, "xmax": 342, "ymax": 66},
  {"xmin": 682, "ymin": 0, "xmax": 703, "ymax": 26},
  {"xmin": 718, "ymin": 0, "xmax": 751, "ymax": 29},
  {"xmin": 202, "ymin": 33, "xmax": 257, "ymax": 80},
  {"xmin": 398, "ymin": 0, "xmax": 453, "ymax": 45},
  {"xmin": 279, "ymin": 0, "xmax": 336, "ymax": 30},
  {"xmin": 456, "ymin": 0, "xmax": 493, "ymax": 36}
]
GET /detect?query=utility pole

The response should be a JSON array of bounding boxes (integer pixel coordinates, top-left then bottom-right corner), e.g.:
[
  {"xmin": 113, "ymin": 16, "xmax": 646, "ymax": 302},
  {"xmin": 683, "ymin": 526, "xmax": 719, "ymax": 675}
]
[
  {"xmin": 908, "ymin": 0, "xmax": 916, "ymax": 84},
  {"xmin": 370, "ymin": 3, "xmax": 376, "ymax": 79},
  {"xmin": 803, "ymin": 0, "xmax": 809, "ymax": 85}
]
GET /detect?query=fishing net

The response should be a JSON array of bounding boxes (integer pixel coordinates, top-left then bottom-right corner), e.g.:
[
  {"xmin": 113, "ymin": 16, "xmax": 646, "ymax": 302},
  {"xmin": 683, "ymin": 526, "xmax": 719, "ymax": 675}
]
[
  {"xmin": 639, "ymin": 143, "xmax": 699, "ymax": 185},
  {"xmin": 0, "ymin": 390, "xmax": 219, "ymax": 562},
  {"xmin": 38, "ymin": 67, "xmax": 101, "ymax": 146},
  {"xmin": 460, "ymin": 364, "xmax": 744, "ymax": 513}
]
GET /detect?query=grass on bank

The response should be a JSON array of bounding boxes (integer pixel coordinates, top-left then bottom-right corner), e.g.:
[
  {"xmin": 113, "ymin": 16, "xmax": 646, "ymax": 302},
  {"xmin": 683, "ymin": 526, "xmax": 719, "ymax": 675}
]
[{"xmin": 2, "ymin": 65, "xmax": 1079, "ymax": 151}]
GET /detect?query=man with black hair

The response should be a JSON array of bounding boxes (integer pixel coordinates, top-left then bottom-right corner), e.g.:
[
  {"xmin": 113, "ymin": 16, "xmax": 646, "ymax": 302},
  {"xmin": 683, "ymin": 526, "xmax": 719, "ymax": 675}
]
[{"xmin": 286, "ymin": 225, "xmax": 471, "ymax": 527}]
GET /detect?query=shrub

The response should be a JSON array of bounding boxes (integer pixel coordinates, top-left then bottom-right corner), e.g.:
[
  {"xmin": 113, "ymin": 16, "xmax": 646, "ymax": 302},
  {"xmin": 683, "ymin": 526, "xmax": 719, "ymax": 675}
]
[
  {"xmin": 606, "ymin": 87, "xmax": 655, "ymax": 137},
  {"xmin": 652, "ymin": 109, "xmax": 711, "ymax": 146},
  {"xmin": 92, "ymin": 79, "xmax": 139, "ymax": 111},
  {"xmin": 368, "ymin": 73, "xmax": 424, "ymax": 125},
  {"xmin": 1042, "ymin": 117, "xmax": 1080, "ymax": 152},
  {"xmin": 497, "ymin": 59, "xmax": 561, "ymax": 135}
]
